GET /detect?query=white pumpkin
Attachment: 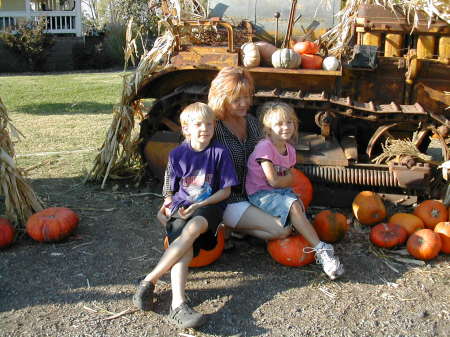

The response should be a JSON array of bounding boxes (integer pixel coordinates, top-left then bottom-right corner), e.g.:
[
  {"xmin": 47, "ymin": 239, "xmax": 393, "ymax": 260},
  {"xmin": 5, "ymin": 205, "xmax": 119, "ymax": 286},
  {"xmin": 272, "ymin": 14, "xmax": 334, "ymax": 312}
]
[
  {"xmin": 322, "ymin": 56, "xmax": 340, "ymax": 71},
  {"xmin": 271, "ymin": 48, "xmax": 301, "ymax": 69},
  {"xmin": 255, "ymin": 41, "xmax": 277, "ymax": 65},
  {"xmin": 241, "ymin": 42, "xmax": 261, "ymax": 67}
]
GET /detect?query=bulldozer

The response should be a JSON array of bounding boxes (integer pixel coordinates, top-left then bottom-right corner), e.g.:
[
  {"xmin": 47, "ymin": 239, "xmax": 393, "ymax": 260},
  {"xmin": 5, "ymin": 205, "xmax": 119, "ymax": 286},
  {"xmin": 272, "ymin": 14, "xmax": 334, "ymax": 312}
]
[{"xmin": 137, "ymin": 0, "xmax": 450, "ymax": 206}]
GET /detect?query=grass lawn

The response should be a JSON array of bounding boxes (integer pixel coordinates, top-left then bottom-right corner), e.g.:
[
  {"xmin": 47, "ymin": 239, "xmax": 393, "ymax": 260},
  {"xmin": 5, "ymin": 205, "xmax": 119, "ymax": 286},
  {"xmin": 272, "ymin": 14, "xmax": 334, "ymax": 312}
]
[{"xmin": 1, "ymin": 71, "xmax": 125, "ymax": 178}]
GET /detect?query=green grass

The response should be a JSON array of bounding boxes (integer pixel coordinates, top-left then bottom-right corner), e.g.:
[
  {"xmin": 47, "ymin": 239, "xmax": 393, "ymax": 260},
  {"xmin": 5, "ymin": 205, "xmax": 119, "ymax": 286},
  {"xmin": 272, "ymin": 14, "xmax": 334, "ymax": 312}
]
[{"xmin": 1, "ymin": 72, "xmax": 125, "ymax": 178}]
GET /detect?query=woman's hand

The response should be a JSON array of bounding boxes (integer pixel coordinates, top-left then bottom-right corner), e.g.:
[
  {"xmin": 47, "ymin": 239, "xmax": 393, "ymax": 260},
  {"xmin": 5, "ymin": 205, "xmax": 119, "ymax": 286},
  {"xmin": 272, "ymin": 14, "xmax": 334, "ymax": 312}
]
[{"xmin": 178, "ymin": 203, "xmax": 201, "ymax": 219}]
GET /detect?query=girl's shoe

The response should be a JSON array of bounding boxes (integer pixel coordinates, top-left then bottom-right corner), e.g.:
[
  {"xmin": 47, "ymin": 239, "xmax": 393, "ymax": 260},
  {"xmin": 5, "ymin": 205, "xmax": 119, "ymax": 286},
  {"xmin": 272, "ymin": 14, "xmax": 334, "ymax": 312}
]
[
  {"xmin": 133, "ymin": 280, "xmax": 155, "ymax": 311},
  {"xmin": 168, "ymin": 303, "xmax": 206, "ymax": 328},
  {"xmin": 310, "ymin": 242, "xmax": 344, "ymax": 280}
]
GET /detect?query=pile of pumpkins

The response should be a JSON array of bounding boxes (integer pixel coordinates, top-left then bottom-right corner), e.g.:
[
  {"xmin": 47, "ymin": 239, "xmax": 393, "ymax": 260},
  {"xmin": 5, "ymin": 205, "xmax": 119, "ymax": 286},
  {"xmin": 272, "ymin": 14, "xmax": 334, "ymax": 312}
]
[
  {"xmin": 353, "ymin": 191, "xmax": 449, "ymax": 261},
  {"xmin": 240, "ymin": 40, "xmax": 340, "ymax": 71},
  {"xmin": 0, "ymin": 207, "xmax": 79, "ymax": 249}
]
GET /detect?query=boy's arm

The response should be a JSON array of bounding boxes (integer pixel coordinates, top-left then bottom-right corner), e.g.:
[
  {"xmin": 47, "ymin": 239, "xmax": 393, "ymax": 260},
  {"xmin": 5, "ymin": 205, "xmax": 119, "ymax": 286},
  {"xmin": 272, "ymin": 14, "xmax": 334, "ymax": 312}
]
[
  {"xmin": 178, "ymin": 187, "xmax": 231, "ymax": 219},
  {"xmin": 260, "ymin": 160, "xmax": 293, "ymax": 188},
  {"xmin": 157, "ymin": 196, "xmax": 173, "ymax": 225}
]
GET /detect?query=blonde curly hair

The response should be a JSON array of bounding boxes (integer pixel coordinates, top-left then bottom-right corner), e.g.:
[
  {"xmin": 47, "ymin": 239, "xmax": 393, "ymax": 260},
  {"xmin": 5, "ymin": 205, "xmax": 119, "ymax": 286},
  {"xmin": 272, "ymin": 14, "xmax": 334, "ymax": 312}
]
[{"xmin": 260, "ymin": 101, "xmax": 299, "ymax": 144}]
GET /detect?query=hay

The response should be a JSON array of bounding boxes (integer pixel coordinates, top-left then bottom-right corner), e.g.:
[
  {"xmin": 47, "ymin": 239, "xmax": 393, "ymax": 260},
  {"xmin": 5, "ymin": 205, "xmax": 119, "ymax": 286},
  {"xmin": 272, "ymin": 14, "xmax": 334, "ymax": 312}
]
[
  {"xmin": 0, "ymin": 97, "xmax": 43, "ymax": 226},
  {"xmin": 320, "ymin": 0, "xmax": 450, "ymax": 57},
  {"xmin": 372, "ymin": 138, "xmax": 433, "ymax": 164}
]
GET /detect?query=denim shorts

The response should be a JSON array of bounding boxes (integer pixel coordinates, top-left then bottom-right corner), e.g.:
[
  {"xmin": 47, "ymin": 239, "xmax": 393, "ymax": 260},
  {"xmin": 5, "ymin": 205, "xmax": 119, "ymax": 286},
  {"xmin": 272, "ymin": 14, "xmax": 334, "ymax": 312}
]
[{"xmin": 248, "ymin": 188, "xmax": 300, "ymax": 227}]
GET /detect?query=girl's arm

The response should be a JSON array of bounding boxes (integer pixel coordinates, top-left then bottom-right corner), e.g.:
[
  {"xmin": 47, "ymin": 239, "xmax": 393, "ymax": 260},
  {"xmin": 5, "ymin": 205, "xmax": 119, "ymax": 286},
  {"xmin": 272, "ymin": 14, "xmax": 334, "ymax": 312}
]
[
  {"xmin": 178, "ymin": 187, "xmax": 231, "ymax": 219},
  {"xmin": 260, "ymin": 160, "xmax": 293, "ymax": 188}
]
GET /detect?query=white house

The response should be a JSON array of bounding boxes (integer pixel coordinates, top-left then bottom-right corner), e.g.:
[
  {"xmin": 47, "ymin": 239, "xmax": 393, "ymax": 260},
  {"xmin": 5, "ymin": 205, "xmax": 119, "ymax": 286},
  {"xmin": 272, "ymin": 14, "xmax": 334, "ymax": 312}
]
[{"xmin": 0, "ymin": 0, "xmax": 82, "ymax": 36}]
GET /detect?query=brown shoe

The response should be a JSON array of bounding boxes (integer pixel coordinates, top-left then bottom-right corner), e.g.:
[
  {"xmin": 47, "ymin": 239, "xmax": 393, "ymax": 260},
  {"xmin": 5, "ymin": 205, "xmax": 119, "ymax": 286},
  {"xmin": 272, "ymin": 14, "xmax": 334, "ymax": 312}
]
[{"xmin": 132, "ymin": 280, "xmax": 155, "ymax": 311}]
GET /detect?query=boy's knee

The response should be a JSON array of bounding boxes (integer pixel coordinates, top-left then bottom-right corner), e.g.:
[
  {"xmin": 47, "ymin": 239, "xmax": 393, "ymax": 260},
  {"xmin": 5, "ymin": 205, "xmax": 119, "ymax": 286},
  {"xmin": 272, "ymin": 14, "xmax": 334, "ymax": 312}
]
[{"xmin": 185, "ymin": 216, "xmax": 208, "ymax": 236}]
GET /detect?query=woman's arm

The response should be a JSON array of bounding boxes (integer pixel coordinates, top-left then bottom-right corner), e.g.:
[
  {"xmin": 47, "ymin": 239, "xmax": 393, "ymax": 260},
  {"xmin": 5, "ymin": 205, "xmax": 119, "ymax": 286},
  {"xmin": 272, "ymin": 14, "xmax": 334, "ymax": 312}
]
[
  {"xmin": 178, "ymin": 187, "xmax": 231, "ymax": 219},
  {"xmin": 260, "ymin": 160, "xmax": 293, "ymax": 188}
]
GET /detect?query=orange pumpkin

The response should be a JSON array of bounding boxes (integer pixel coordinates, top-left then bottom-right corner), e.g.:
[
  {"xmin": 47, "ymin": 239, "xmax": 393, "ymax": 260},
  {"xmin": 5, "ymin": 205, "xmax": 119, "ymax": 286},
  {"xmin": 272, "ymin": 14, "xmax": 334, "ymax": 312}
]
[
  {"xmin": 370, "ymin": 223, "xmax": 408, "ymax": 248},
  {"xmin": 388, "ymin": 213, "xmax": 424, "ymax": 235},
  {"xmin": 26, "ymin": 207, "xmax": 79, "ymax": 242},
  {"xmin": 293, "ymin": 41, "xmax": 319, "ymax": 55},
  {"xmin": 267, "ymin": 234, "xmax": 315, "ymax": 267},
  {"xmin": 0, "ymin": 217, "xmax": 15, "ymax": 248},
  {"xmin": 352, "ymin": 191, "xmax": 386, "ymax": 225},
  {"xmin": 413, "ymin": 200, "xmax": 448, "ymax": 229},
  {"xmin": 407, "ymin": 229, "xmax": 442, "ymax": 260},
  {"xmin": 313, "ymin": 210, "xmax": 349, "ymax": 243},
  {"xmin": 164, "ymin": 226, "xmax": 225, "ymax": 267},
  {"xmin": 300, "ymin": 54, "xmax": 323, "ymax": 69},
  {"xmin": 291, "ymin": 168, "xmax": 313, "ymax": 209},
  {"xmin": 434, "ymin": 222, "xmax": 450, "ymax": 254}
]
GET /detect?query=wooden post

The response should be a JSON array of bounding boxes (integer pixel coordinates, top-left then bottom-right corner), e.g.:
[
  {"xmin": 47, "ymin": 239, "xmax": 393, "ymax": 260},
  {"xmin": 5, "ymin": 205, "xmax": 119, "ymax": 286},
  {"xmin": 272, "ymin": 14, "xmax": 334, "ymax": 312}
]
[
  {"xmin": 384, "ymin": 34, "xmax": 403, "ymax": 57},
  {"xmin": 417, "ymin": 35, "xmax": 435, "ymax": 59},
  {"xmin": 438, "ymin": 36, "xmax": 450, "ymax": 64},
  {"xmin": 362, "ymin": 32, "xmax": 381, "ymax": 47}
]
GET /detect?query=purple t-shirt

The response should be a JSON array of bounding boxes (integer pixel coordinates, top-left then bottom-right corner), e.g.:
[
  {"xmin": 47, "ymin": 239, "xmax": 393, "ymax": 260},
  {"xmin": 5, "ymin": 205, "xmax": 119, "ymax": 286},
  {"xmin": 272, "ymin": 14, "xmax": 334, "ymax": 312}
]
[
  {"xmin": 167, "ymin": 140, "xmax": 238, "ymax": 213},
  {"xmin": 245, "ymin": 138, "xmax": 296, "ymax": 195}
]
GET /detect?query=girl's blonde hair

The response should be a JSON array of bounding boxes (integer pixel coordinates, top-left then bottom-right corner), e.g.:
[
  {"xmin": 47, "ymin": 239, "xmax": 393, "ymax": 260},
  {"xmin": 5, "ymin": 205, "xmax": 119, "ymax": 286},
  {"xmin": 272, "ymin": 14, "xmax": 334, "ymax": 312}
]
[
  {"xmin": 180, "ymin": 102, "xmax": 215, "ymax": 138},
  {"xmin": 208, "ymin": 67, "xmax": 254, "ymax": 120},
  {"xmin": 260, "ymin": 101, "xmax": 299, "ymax": 144}
]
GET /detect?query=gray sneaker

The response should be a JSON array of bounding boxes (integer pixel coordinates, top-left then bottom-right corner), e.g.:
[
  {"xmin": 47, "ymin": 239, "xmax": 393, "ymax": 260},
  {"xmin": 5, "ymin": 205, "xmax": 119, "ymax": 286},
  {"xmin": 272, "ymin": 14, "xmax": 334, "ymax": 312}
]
[
  {"xmin": 168, "ymin": 303, "xmax": 206, "ymax": 329},
  {"xmin": 313, "ymin": 242, "xmax": 344, "ymax": 280}
]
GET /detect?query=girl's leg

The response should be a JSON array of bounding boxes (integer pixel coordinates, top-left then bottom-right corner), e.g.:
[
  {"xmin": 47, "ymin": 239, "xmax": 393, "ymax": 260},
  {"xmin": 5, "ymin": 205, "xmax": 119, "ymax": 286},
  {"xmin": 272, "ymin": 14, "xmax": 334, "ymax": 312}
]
[
  {"xmin": 170, "ymin": 247, "xmax": 193, "ymax": 310},
  {"xmin": 289, "ymin": 201, "xmax": 320, "ymax": 246},
  {"xmin": 234, "ymin": 205, "xmax": 291, "ymax": 240}
]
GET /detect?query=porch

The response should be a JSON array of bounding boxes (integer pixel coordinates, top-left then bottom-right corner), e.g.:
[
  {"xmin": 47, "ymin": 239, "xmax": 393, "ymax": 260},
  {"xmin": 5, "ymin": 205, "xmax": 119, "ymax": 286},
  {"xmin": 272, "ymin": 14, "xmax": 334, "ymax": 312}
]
[{"xmin": 0, "ymin": 0, "xmax": 82, "ymax": 37}]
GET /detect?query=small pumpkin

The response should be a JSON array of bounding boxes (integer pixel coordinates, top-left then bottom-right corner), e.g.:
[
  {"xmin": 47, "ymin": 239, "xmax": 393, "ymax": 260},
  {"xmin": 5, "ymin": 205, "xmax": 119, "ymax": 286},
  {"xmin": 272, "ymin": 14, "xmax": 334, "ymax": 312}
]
[
  {"xmin": 272, "ymin": 48, "xmax": 301, "ymax": 69},
  {"xmin": 352, "ymin": 191, "xmax": 387, "ymax": 225},
  {"xmin": 313, "ymin": 210, "xmax": 349, "ymax": 243},
  {"xmin": 0, "ymin": 217, "xmax": 15, "ymax": 249},
  {"xmin": 293, "ymin": 41, "xmax": 319, "ymax": 55},
  {"xmin": 407, "ymin": 228, "xmax": 442, "ymax": 260},
  {"xmin": 370, "ymin": 223, "xmax": 408, "ymax": 248},
  {"xmin": 267, "ymin": 234, "xmax": 315, "ymax": 267},
  {"xmin": 322, "ymin": 56, "xmax": 340, "ymax": 71},
  {"xmin": 164, "ymin": 225, "xmax": 225, "ymax": 267},
  {"xmin": 300, "ymin": 54, "xmax": 323, "ymax": 69},
  {"xmin": 388, "ymin": 213, "xmax": 424, "ymax": 236},
  {"xmin": 291, "ymin": 168, "xmax": 313, "ymax": 210},
  {"xmin": 255, "ymin": 41, "xmax": 277, "ymax": 66},
  {"xmin": 26, "ymin": 207, "xmax": 79, "ymax": 242},
  {"xmin": 241, "ymin": 42, "xmax": 261, "ymax": 67},
  {"xmin": 413, "ymin": 200, "xmax": 448, "ymax": 229},
  {"xmin": 434, "ymin": 222, "xmax": 450, "ymax": 254}
]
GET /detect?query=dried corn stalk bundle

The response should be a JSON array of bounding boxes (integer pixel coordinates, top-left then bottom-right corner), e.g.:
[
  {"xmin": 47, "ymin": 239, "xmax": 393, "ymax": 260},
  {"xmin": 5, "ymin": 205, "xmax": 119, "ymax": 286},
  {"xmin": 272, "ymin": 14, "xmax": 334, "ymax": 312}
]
[
  {"xmin": 320, "ymin": 0, "xmax": 450, "ymax": 57},
  {"xmin": 0, "ymin": 97, "xmax": 43, "ymax": 226},
  {"xmin": 372, "ymin": 138, "xmax": 433, "ymax": 164}
]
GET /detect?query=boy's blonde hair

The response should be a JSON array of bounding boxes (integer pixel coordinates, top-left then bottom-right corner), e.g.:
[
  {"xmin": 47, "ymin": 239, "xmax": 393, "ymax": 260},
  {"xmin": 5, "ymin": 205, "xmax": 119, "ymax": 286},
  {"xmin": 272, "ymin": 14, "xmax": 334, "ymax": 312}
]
[
  {"xmin": 260, "ymin": 101, "xmax": 299, "ymax": 144},
  {"xmin": 208, "ymin": 67, "xmax": 254, "ymax": 120},
  {"xmin": 179, "ymin": 102, "xmax": 215, "ymax": 138}
]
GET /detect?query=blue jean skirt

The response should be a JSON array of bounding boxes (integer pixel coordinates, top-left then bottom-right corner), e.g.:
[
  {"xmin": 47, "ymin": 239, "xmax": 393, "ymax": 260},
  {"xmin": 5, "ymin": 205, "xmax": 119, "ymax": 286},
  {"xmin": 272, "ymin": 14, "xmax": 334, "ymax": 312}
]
[{"xmin": 248, "ymin": 188, "xmax": 300, "ymax": 227}]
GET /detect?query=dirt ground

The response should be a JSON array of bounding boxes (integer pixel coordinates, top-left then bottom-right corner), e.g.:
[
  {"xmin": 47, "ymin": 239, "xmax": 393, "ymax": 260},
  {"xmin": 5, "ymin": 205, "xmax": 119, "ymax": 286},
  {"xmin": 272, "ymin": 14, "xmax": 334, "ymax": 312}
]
[{"xmin": 1, "ymin": 177, "xmax": 449, "ymax": 337}]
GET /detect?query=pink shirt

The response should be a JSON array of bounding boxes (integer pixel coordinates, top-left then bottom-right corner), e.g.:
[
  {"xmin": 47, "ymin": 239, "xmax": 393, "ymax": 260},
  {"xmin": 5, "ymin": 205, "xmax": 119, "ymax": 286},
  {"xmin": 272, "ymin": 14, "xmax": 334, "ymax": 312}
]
[{"xmin": 245, "ymin": 138, "xmax": 296, "ymax": 195}]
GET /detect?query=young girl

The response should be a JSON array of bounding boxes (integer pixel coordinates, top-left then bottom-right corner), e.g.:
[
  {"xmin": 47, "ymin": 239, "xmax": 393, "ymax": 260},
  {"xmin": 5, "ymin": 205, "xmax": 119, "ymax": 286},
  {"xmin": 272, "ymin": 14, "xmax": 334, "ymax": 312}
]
[{"xmin": 245, "ymin": 101, "xmax": 344, "ymax": 280}]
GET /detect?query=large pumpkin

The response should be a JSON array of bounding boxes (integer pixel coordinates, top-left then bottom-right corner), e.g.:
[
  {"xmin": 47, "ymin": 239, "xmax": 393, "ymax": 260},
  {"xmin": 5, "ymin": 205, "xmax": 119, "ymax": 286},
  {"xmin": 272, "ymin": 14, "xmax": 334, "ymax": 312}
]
[
  {"xmin": 0, "ymin": 217, "xmax": 15, "ymax": 249},
  {"xmin": 272, "ymin": 48, "xmax": 301, "ymax": 69},
  {"xmin": 255, "ymin": 41, "xmax": 277, "ymax": 65},
  {"xmin": 291, "ymin": 168, "xmax": 313, "ymax": 209},
  {"xmin": 313, "ymin": 210, "xmax": 348, "ymax": 243},
  {"xmin": 293, "ymin": 41, "xmax": 319, "ymax": 55},
  {"xmin": 434, "ymin": 222, "xmax": 450, "ymax": 253},
  {"xmin": 352, "ymin": 191, "xmax": 386, "ymax": 225},
  {"xmin": 407, "ymin": 229, "xmax": 442, "ymax": 260},
  {"xmin": 164, "ymin": 225, "xmax": 225, "ymax": 267},
  {"xmin": 370, "ymin": 223, "xmax": 408, "ymax": 248},
  {"xmin": 388, "ymin": 213, "xmax": 424, "ymax": 235},
  {"xmin": 413, "ymin": 200, "xmax": 448, "ymax": 229},
  {"xmin": 300, "ymin": 54, "xmax": 323, "ymax": 69},
  {"xmin": 267, "ymin": 234, "xmax": 315, "ymax": 267},
  {"xmin": 26, "ymin": 207, "xmax": 79, "ymax": 242},
  {"xmin": 241, "ymin": 42, "xmax": 260, "ymax": 67}
]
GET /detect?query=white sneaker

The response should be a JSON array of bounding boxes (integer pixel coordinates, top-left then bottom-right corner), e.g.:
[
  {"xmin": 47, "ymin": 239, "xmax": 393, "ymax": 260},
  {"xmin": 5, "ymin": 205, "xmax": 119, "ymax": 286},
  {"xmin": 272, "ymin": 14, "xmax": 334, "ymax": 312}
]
[{"xmin": 311, "ymin": 242, "xmax": 344, "ymax": 280}]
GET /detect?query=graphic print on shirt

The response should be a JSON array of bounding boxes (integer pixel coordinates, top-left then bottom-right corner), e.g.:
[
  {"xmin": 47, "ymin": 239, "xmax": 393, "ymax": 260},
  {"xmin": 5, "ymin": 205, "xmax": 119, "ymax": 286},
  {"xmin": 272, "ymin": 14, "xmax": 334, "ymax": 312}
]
[{"xmin": 182, "ymin": 170, "xmax": 213, "ymax": 203}]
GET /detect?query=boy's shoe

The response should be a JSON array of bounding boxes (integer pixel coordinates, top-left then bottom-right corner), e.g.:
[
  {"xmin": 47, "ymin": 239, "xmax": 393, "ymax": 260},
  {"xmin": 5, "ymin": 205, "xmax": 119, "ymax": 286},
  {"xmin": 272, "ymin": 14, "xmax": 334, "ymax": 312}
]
[
  {"xmin": 313, "ymin": 242, "xmax": 344, "ymax": 280},
  {"xmin": 168, "ymin": 303, "xmax": 206, "ymax": 329},
  {"xmin": 133, "ymin": 280, "xmax": 155, "ymax": 311}
]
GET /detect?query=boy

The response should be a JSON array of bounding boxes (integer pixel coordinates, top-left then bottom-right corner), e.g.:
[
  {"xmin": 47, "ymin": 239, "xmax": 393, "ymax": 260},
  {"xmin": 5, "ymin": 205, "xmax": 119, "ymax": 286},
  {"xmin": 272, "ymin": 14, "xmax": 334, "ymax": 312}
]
[{"xmin": 133, "ymin": 102, "xmax": 238, "ymax": 329}]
